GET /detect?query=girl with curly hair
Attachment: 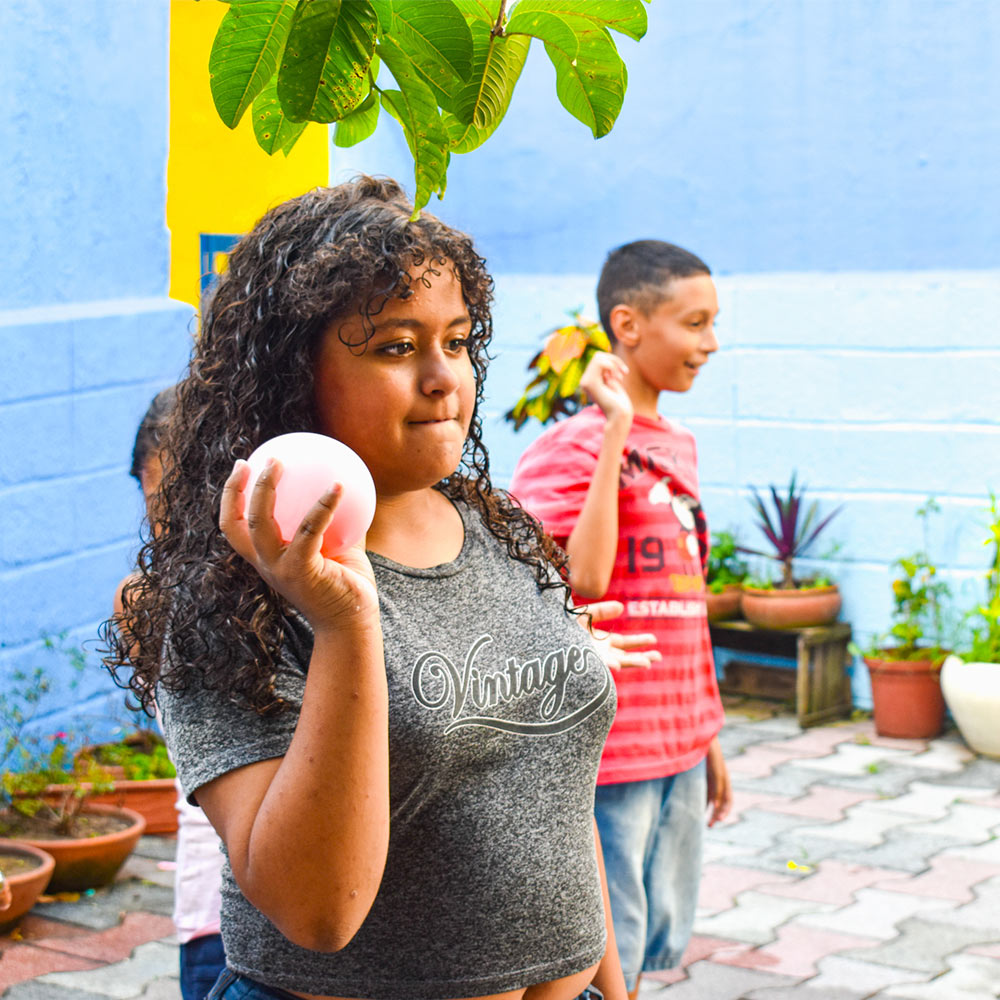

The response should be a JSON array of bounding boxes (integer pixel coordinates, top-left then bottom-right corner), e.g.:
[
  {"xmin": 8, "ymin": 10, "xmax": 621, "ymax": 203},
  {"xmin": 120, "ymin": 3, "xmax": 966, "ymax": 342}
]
[{"xmin": 106, "ymin": 177, "xmax": 652, "ymax": 1000}]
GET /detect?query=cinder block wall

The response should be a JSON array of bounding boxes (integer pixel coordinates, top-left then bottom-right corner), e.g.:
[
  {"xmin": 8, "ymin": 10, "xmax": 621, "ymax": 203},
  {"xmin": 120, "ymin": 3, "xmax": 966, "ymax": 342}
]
[{"xmin": 0, "ymin": 2, "xmax": 194, "ymax": 740}]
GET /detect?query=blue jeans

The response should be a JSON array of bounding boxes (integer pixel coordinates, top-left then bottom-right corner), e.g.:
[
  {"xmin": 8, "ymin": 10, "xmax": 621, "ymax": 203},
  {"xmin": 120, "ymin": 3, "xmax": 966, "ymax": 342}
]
[
  {"xmin": 205, "ymin": 968, "xmax": 604, "ymax": 1000},
  {"xmin": 181, "ymin": 934, "xmax": 227, "ymax": 1000},
  {"xmin": 594, "ymin": 759, "xmax": 706, "ymax": 990}
]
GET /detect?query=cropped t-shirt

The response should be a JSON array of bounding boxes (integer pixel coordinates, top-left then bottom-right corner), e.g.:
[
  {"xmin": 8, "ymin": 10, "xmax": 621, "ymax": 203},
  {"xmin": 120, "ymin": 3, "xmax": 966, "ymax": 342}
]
[{"xmin": 158, "ymin": 499, "xmax": 616, "ymax": 999}]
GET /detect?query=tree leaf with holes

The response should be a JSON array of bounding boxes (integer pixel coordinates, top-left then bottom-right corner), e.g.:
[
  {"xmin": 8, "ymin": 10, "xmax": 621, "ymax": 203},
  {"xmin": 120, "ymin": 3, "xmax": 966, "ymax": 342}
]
[
  {"xmin": 209, "ymin": 0, "xmax": 297, "ymax": 128},
  {"xmin": 511, "ymin": 0, "xmax": 648, "ymax": 41},
  {"xmin": 252, "ymin": 75, "xmax": 308, "ymax": 154},
  {"xmin": 333, "ymin": 86, "xmax": 380, "ymax": 147},
  {"xmin": 277, "ymin": 0, "xmax": 377, "ymax": 123},
  {"xmin": 378, "ymin": 34, "xmax": 449, "ymax": 213}
]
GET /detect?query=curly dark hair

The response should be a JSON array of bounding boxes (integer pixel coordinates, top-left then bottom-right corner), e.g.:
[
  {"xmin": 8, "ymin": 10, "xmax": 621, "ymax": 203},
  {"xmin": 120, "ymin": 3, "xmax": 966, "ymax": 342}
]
[{"xmin": 103, "ymin": 176, "xmax": 569, "ymax": 716}]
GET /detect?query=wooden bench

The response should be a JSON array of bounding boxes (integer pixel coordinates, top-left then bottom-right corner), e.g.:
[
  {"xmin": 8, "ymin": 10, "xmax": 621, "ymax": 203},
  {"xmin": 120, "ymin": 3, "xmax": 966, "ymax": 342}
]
[{"xmin": 710, "ymin": 620, "xmax": 853, "ymax": 728}]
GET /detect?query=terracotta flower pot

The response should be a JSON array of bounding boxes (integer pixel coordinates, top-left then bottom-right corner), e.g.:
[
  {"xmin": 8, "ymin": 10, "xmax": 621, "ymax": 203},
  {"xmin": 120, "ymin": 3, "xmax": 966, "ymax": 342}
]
[
  {"xmin": 85, "ymin": 779, "xmax": 179, "ymax": 835},
  {"xmin": 740, "ymin": 585, "xmax": 841, "ymax": 629},
  {"xmin": 941, "ymin": 656, "xmax": 1000, "ymax": 757},
  {"xmin": 706, "ymin": 584, "xmax": 743, "ymax": 622},
  {"xmin": 864, "ymin": 654, "xmax": 945, "ymax": 739},
  {"xmin": 0, "ymin": 840, "xmax": 55, "ymax": 934},
  {"xmin": 15, "ymin": 804, "xmax": 146, "ymax": 893}
]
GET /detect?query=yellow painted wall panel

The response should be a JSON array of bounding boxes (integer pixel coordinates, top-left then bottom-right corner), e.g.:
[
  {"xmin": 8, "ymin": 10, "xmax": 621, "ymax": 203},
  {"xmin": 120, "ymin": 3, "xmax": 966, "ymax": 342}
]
[{"xmin": 167, "ymin": 0, "xmax": 328, "ymax": 308}]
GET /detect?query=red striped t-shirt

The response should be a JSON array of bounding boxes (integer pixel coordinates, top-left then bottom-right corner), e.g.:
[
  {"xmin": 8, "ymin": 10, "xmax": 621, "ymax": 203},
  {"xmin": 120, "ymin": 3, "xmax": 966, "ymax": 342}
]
[{"xmin": 509, "ymin": 406, "xmax": 724, "ymax": 784}]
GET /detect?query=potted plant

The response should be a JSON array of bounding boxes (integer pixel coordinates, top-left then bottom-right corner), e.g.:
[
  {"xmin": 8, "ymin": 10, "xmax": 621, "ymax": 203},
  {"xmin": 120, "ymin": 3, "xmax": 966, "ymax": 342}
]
[
  {"xmin": 0, "ymin": 840, "xmax": 55, "ymax": 934},
  {"xmin": 505, "ymin": 313, "xmax": 610, "ymax": 429},
  {"xmin": 739, "ymin": 473, "xmax": 844, "ymax": 629},
  {"xmin": 0, "ymin": 647, "xmax": 146, "ymax": 893},
  {"xmin": 706, "ymin": 530, "xmax": 748, "ymax": 621},
  {"xmin": 76, "ymin": 726, "xmax": 179, "ymax": 834},
  {"xmin": 941, "ymin": 493, "xmax": 1000, "ymax": 758},
  {"xmin": 857, "ymin": 499, "xmax": 951, "ymax": 739}
]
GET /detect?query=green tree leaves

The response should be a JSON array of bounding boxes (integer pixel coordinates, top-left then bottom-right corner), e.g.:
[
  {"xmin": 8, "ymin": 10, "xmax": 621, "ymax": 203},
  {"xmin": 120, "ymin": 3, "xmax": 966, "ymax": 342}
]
[{"xmin": 207, "ymin": 0, "xmax": 649, "ymax": 212}]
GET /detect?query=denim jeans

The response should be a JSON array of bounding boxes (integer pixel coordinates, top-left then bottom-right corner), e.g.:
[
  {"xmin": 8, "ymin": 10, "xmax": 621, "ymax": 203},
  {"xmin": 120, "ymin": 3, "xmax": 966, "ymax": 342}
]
[
  {"xmin": 205, "ymin": 967, "xmax": 604, "ymax": 1000},
  {"xmin": 180, "ymin": 934, "xmax": 226, "ymax": 1000},
  {"xmin": 594, "ymin": 759, "xmax": 706, "ymax": 990}
]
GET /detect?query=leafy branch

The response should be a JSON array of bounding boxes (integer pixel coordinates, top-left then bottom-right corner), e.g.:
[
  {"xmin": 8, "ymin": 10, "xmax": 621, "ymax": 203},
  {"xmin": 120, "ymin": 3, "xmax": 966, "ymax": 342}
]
[{"xmin": 208, "ymin": 0, "xmax": 649, "ymax": 213}]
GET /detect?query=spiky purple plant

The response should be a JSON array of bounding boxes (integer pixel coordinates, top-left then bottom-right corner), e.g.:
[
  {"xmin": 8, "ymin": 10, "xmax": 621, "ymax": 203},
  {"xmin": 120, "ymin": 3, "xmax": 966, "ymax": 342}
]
[{"xmin": 743, "ymin": 473, "xmax": 843, "ymax": 588}]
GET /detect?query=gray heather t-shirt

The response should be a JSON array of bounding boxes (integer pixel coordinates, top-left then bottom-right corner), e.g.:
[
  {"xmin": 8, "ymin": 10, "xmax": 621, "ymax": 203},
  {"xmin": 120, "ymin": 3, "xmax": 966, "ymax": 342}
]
[{"xmin": 159, "ymin": 499, "xmax": 616, "ymax": 1000}]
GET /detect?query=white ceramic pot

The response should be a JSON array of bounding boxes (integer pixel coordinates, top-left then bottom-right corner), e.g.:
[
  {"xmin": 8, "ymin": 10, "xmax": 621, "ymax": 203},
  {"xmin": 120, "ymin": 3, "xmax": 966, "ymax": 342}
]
[{"xmin": 940, "ymin": 655, "xmax": 1000, "ymax": 758}]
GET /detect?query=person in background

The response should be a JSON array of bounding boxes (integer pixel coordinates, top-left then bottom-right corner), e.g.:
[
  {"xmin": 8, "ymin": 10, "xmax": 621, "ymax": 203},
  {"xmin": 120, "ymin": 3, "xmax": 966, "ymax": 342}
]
[
  {"xmin": 510, "ymin": 240, "xmax": 733, "ymax": 999},
  {"xmin": 115, "ymin": 386, "xmax": 226, "ymax": 1000}
]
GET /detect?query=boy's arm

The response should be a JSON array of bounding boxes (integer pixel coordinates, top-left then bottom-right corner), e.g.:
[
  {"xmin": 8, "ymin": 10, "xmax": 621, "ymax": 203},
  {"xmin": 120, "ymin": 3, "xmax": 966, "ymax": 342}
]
[
  {"xmin": 705, "ymin": 735, "xmax": 732, "ymax": 827},
  {"xmin": 565, "ymin": 353, "xmax": 634, "ymax": 599}
]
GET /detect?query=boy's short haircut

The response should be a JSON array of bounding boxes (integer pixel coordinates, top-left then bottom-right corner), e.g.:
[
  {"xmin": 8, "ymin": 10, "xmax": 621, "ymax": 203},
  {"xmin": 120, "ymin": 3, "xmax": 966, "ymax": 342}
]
[{"xmin": 597, "ymin": 239, "xmax": 711, "ymax": 340}]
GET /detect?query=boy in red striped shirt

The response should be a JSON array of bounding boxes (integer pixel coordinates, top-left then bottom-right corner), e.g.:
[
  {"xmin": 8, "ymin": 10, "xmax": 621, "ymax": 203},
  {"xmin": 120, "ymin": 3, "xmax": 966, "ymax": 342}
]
[{"xmin": 510, "ymin": 240, "xmax": 732, "ymax": 999}]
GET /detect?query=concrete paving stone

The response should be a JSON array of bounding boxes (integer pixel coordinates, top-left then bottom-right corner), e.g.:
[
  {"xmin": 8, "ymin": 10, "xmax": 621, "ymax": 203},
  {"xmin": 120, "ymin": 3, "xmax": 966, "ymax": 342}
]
[
  {"xmin": 730, "ymin": 715, "xmax": 805, "ymax": 738},
  {"xmin": 808, "ymin": 764, "xmax": 940, "ymax": 799},
  {"xmin": 903, "ymin": 742, "xmax": 979, "ymax": 773},
  {"xmin": 134, "ymin": 977, "xmax": 181, "ymax": 1000},
  {"xmin": 759, "ymin": 860, "xmax": 903, "ymax": 906},
  {"xmin": 791, "ymin": 804, "xmax": 914, "ymax": 847},
  {"xmin": 842, "ymin": 915, "xmax": 997, "ymax": 975},
  {"xmin": 723, "ymin": 788, "xmax": 790, "ymax": 822},
  {"xmin": 940, "ymin": 836, "xmax": 1000, "ymax": 866},
  {"xmin": 863, "ymin": 734, "xmax": 938, "ymax": 753},
  {"xmin": 1, "ymin": 981, "xmax": 112, "ymax": 1000},
  {"xmin": 967, "ymin": 942, "xmax": 1000, "ymax": 959},
  {"xmin": 0, "ymin": 945, "xmax": 102, "ymax": 994},
  {"xmin": 942, "ymin": 874, "xmax": 1000, "ymax": 932},
  {"xmin": 759, "ymin": 725, "xmax": 868, "ymax": 758},
  {"xmin": 863, "ymin": 781, "xmax": 995, "ymax": 819},
  {"xmin": 798, "ymin": 744, "xmax": 914, "ymax": 777},
  {"xmin": 36, "ymin": 941, "xmax": 178, "ymax": 999},
  {"xmin": 877, "ymin": 953, "xmax": 1000, "ymax": 999},
  {"xmin": 703, "ymin": 837, "xmax": 762, "ymax": 864},
  {"xmin": 24, "ymin": 913, "xmax": 176, "ymax": 964},
  {"xmin": 114, "ymin": 856, "xmax": 174, "ymax": 891},
  {"xmin": 761, "ymin": 785, "xmax": 879, "ymax": 821},
  {"xmin": 8, "ymin": 916, "xmax": 95, "ymax": 944},
  {"xmin": 694, "ymin": 890, "xmax": 833, "ymax": 945},
  {"xmin": 704, "ymin": 837, "xmax": 845, "ymax": 878},
  {"xmin": 631, "ymin": 959, "xmax": 796, "ymax": 999},
  {"xmin": 706, "ymin": 808, "xmax": 815, "ymax": 849},
  {"xmin": 924, "ymin": 756, "xmax": 1000, "ymax": 789},
  {"xmin": 900, "ymin": 803, "xmax": 1000, "ymax": 843},
  {"xmin": 832, "ymin": 830, "xmax": 967, "ymax": 874},
  {"xmin": 715, "ymin": 920, "xmax": 878, "ymax": 979},
  {"xmin": 743, "ymin": 986, "xmax": 874, "ymax": 1000},
  {"xmin": 132, "ymin": 839, "xmax": 176, "ymax": 864},
  {"xmin": 731, "ymin": 763, "xmax": 828, "ymax": 798},
  {"xmin": 34, "ymin": 882, "xmax": 173, "ymax": 930},
  {"xmin": 718, "ymin": 724, "xmax": 787, "ymax": 757},
  {"xmin": 874, "ymin": 856, "xmax": 1000, "ymax": 903},
  {"xmin": 728, "ymin": 745, "xmax": 812, "ymax": 779},
  {"xmin": 797, "ymin": 888, "xmax": 957, "ymax": 940},
  {"xmin": 806, "ymin": 955, "xmax": 933, "ymax": 995},
  {"xmin": 698, "ymin": 864, "xmax": 790, "ymax": 914}
]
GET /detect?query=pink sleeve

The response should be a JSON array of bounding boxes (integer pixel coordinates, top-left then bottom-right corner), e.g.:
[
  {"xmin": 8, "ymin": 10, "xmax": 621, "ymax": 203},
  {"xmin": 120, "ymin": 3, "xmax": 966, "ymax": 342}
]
[{"xmin": 509, "ymin": 431, "xmax": 599, "ymax": 539}]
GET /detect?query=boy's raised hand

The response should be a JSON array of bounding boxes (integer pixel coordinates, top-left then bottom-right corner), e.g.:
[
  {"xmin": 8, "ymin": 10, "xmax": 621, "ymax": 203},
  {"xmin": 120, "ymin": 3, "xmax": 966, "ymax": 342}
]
[{"xmin": 580, "ymin": 351, "xmax": 633, "ymax": 426}]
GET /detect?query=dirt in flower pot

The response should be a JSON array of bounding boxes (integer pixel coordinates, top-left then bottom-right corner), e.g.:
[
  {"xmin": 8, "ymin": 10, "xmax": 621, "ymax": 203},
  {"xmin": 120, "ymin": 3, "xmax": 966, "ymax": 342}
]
[
  {"xmin": 0, "ymin": 852, "xmax": 40, "ymax": 875},
  {"xmin": 0, "ymin": 809, "xmax": 133, "ymax": 841}
]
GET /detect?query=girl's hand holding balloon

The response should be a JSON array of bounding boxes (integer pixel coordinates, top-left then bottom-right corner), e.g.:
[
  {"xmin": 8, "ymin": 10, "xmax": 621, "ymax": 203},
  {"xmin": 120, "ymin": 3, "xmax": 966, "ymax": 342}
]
[{"xmin": 220, "ymin": 437, "xmax": 379, "ymax": 635}]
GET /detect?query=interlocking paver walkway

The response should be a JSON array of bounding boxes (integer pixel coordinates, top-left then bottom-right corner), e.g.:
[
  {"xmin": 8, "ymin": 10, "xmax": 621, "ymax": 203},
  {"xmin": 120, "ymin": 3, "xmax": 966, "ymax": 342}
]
[{"xmin": 3, "ymin": 701, "xmax": 998, "ymax": 999}]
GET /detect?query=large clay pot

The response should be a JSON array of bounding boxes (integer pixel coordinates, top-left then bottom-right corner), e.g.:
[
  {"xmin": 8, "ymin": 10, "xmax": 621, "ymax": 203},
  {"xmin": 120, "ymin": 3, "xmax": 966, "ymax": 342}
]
[
  {"xmin": 85, "ymin": 779, "xmax": 178, "ymax": 835},
  {"xmin": 706, "ymin": 584, "xmax": 742, "ymax": 622},
  {"xmin": 15, "ymin": 804, "xmax": 146, "ymax": 893},
  {"xmin": 864, "ymin": 654, "xmax": 945, "ymax": 739},
  {"xmin": 740, "ymin": 585, "xmax": 841, "ymax": 629},
  {"xmin": 0, "ymin": 840, "xmax": 55, "ymax": 934},
  {"xmin": 941, "ymin": 656, "xmax": 1000, "ymax": 758}
]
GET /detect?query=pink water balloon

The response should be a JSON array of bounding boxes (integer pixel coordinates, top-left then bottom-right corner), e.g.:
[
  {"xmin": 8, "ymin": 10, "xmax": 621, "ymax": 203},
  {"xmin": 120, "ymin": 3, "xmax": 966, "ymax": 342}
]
[{"xmin": 245, "ymin": 433, "xmax": 376, "ymax": 556}]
